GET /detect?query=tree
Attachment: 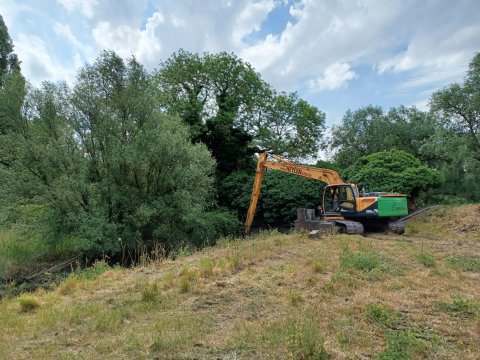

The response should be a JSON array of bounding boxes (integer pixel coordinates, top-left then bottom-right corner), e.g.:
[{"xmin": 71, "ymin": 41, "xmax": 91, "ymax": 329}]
[
  {"xmin": 431, "ymin": 53, "xmax": 480, "ymax": 159},
  {"xmin": 249, "ymin": 91, "xmax": 326, "ymax": 158},
  {"xmin": 155, "ymin": 50, "xmax": 325, "ymax": 174},
  {"xmin": 344, "ymin": 149, "xmax": 443, "ymax": 201},
  {"xmin": 6, "ymin": 51, "xmax": 240, "ymax": 258},
  {"xmin": 0, "ymin": 15, "xmax": 20, "ymax": 84},
  {"xmin": 0, "ymin": 14, "xmax": 25, "ymax": 167},
  {"xmin": 330, "ymin": 105, "xmax": 437, "ymax": 168}
]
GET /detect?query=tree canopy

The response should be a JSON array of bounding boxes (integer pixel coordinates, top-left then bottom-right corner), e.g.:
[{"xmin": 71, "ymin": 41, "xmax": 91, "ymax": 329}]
[
  {"xmin": 431, "ymin": 52, "xmax": 480, "ymax": 160},
  {"xmin": 344, "ymin": 149, "xmax": 443, "ymax": 199},
  {"xmin": 330, "ymin": 105, "xmax": 437, "ymax": 168},
  {"xmin": 155, "ymin": 50, "xmax": 325, "ymax": 167},
  {"xmin": 3, "ymin": 51, "xmax": 242, "ymax": 258}
]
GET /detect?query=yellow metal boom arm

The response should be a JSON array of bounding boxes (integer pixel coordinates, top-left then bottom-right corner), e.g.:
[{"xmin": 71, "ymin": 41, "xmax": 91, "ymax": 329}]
[{"xmin": 244, "ymin": 152, "xmax": 346, "ymax": 234}]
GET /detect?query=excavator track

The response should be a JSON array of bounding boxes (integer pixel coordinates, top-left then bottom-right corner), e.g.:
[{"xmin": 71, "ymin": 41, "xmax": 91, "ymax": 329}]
[
  {"xmin": 387, "ymin": 221, "xmax": 405, "ymax": 235},
  {"xmin": 334, "ymin": 220, "xmax": 364, "ymax": 235}
]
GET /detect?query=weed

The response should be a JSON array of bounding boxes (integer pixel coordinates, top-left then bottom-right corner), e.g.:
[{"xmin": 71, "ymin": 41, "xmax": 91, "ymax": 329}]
[
  {"xmin": 58, "ymin": 275, "xmax": 78, "ymax": 295},
  {"xmin": 335, "ymin": 317, "xmax": 363, "ymax": 348},
  {"xmin": 310, "ymin": 255, "xmax": 325, "ymax": 273},
  {"xmin": 366, "ymin": 303, "xmax": 394, "ymax": 326},
  {"xmin": 174, "ymin": 245, "xmax": 194, "ymax": 259},
  {"xmin": 415, "ymin": 251, "xmax": 436, "ymax": 268},
  {"xmin": 226, "ymin": 248, "xmax": 243, "ymax": 272},
  {"xmin": 199, "ymin": 257, "xmax": 214, "ymax": 278},
  {"xmin": 18, "ymin": 294, "xmax": 40, "ymax": 313},
  {"xmin": 160, "ymin": 272, "xmax": 176, "ymax": 290},
  {"xmin": 179, "ymin": 267, "xmax": 197, "ymax": 293},
  {"xmin": 444, "ymin": 256, "xmax": 480, "ymax": 272},
  {"xmin": 94, "ymin": 307, "xmax": 132, "ymax": 332},
  {"xmin": 76, "ymin": 260, "xmax": 110, "ymax": 280},
  {"xmin": 435, "ymin": 296, "xmax": 479, "ymax": 318},
  {"xmin": 374, "ymin": 325, "xmax": 440, "ymax": 360},
  {"xmin": 340, "ymin": 247, "xmax": 380, "ymax": 271},
  {"xmin": 288, "ymin": 290, "xmax": 304, "ymax": 306},
  {"xmin": 287, "ymin": 317, "xmax": 329, "ymax": 359},
  {"xmin": 141, "ymin": 282, "xmax": 159, "ymax": 303},
  {"xmin": 374, "ymin": 330, "xmax": 422, "ymax": 360}
]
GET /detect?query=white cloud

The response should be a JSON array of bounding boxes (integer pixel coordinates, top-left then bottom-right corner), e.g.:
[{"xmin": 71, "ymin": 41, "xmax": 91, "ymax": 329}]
[
  {"xmin": 2, "ymin": 0, "xmax": 479, "ymax": 102},
  {"xmin": 233, "ymin": 0, "xmax": 275, "ymax": 45},
  {"xmin": 57, "ymin": 0, "xmax": 98, "ymax": 19},
  {"xmin": 53, "ymin": 22, "xmax": 89, "ymax": 55},
  {"xmin": 14, "ymin": 33, "xmax": 76, "ymax": 85},
  {"xmin": 92, "ymin": 12, "xmax": 165, "ymax": 67},
  {"xmin": 307, "ymin": 62, "xmax": 357, "ymax": 92}
]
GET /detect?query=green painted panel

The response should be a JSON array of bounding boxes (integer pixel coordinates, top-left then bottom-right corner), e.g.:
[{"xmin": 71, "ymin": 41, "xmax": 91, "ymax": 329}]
[{"xmin": 377, "ymin": 197, "xmax": 408, "ymax": 217}]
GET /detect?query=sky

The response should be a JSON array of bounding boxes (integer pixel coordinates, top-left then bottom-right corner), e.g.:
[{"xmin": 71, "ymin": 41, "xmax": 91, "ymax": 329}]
[{"xmin": 1, "ymin": 0, "xmax": 479, "ymax": 126}]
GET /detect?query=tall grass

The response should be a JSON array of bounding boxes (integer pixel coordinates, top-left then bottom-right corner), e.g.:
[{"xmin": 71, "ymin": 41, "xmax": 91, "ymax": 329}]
[{"xmin": 0, "ymin": 230, "xmax": 42, "ymax": 276}]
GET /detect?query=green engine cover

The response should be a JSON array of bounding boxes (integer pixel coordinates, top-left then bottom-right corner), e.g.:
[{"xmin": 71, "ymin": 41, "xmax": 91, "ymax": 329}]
[{"xmin": 377, "ymin": 197, "xmax": 408, "ymax": 217}]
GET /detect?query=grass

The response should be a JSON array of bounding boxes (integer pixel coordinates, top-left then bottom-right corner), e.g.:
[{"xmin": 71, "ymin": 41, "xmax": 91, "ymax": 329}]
[
  {"xmin": 415, "ymin": 250, "xmax": 436, "ymax": 268},
  {"xmin": 0, "ymin": 206, "xmax": 479, "ymax": 359},
  {"xmin": 75, "ymin": 260, "xmax": 110, "ymax": 280},
  {"xmin": 17, "ymin": 294, "xmax": 41, "ymax": 313},
  {"xmin": 0, "ymin": 229, "xmax": 43, "ymax": 276},
  {"xmin": 445, "ymin": 255, "xmax": 480, "ymax": 272},
  {"xmin": 374, "ymin": 329, "xmax": 432, "ymax": 360},
  {"xmin": 366, "ymin": 303, "xmax": 396, "ymax": 326},
  {"xmin": 435, "ymin": 296, "xmax": 479, "ymax": 318}
]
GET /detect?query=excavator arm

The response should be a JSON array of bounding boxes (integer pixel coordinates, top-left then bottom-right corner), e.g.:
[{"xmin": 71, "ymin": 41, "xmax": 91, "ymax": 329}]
[{"xmin": 245, "ymin": 152, "xmax": 346, "ymax": 235}]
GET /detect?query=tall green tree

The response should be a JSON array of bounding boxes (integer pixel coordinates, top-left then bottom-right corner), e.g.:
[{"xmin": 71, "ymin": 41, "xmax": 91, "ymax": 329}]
[
  {"xmin": 0, "ymin": 15, "xmax": 20, "ymax": 84},
  {"xmin": 0, "ymin": 14, "xmax": 25, "ymax": 166},
  {"xmin": 6, "ymin": 51, "xmax": 239, "ymax": 258},
  {"xmin": 431, "ymin": 53, "xmax": 480, "ymax": 160},
  {"xmin": 155, "ymin": 50, "xmax": 325, "ymax": 176},
  {"xmin": 330, "ymin": 105, "xmax": 437, "ymax": 168}
]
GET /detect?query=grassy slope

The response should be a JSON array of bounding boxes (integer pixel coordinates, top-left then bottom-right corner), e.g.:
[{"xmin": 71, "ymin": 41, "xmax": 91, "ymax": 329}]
[{"xmin": 0, "ymin": 205, "xmax": 479, "ymax": 359}]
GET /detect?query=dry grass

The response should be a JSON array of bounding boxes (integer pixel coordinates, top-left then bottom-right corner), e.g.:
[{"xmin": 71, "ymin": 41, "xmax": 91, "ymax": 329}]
[{"xmin": 0, "ymin": 208, "xmax": 479, "ymax": 359}]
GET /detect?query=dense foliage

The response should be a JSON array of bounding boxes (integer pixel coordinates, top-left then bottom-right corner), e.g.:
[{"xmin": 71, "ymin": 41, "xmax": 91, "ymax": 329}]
[
  {"xmin": 155, "ymin": 50, "xmax": 326, "ymax": 169},
  {"xmin": 2, "ymin": 52, "xmax": 242, "ymax": 258},
  {"xmin": 344, "ymin": 150, "xmax": 443, "ymax": 200},
  {"xmin": 221, "ymin": 170, "xmax": 326, "ymax": 225}
]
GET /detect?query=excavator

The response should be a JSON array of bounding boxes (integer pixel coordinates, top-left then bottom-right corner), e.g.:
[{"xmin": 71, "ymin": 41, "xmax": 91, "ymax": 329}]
[{"xmin": 245, "ymin": 152, "xmax": 408, "ymax": 236}]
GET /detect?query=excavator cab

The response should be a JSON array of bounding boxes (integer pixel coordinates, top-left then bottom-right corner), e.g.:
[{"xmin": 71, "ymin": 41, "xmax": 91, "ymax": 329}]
[{"xmin": 323, "ymin": 185, "xmax": 358, "ymax": 216}]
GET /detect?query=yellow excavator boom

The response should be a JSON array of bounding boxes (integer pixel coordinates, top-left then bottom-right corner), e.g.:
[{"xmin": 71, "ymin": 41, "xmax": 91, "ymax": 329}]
[{"xmin": 244, "ymin": 152, "xmax": 346, "ymax": 235}]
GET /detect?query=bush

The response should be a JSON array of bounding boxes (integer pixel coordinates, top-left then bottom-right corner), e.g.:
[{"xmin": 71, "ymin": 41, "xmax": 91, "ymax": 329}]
[{"xmin": 344, "ymin": 149, "xmax": 443, "ymax": 199}]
